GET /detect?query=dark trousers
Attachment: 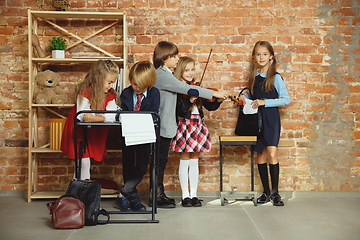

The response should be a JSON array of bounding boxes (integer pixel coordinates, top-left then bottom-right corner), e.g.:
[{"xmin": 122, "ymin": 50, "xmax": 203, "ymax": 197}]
[
  {"xmin": 150, "ymin": 136, "xmax": 171, "ymax": 198},
  {"xmin": 121, "ymin": 139, "xmax": 151, "ymax": 200}
]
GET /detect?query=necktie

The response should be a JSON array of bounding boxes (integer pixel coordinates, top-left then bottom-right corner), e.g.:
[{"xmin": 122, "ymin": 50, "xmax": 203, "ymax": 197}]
[{"xmin": 134, "ymin": 94, "xmax": 143, "ymax": 111}]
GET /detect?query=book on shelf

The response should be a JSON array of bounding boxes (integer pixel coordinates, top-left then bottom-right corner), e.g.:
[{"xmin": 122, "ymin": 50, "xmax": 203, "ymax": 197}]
[{"xmin": 114, "ymin": 68, "xmax": 124, "ymax": 96}]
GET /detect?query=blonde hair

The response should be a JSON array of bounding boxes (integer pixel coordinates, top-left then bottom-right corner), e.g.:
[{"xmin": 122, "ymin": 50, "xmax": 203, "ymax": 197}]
[
  {"xmin": 249, "ymin": 41, "xmax": 277, "ymax": 93},
  {"xmin": 77, "ymin": 60, "xmax": 119, "ymax": 110},
  {"xmin": 129, "ymin": 61, "xmax": 157, "ymax": 90},
  {"xmin": 174, "ymin": 56, "xmax": 202, "ymax": 110},
  {"xmin": 174, "ymin": 56, "xmax": 195, "ymax": 83},
  {"xmin": 153, "ymin": 41, "xmax": 179, "ymax": 69}
]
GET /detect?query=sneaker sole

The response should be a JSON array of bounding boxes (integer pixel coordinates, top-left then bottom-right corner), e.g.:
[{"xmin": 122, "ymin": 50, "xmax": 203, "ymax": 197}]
[
  {"xmin": 115, "ymin": 202, "xmax": 133, "ymax": 212},
  {"xmin": 272, "ymin": 202, "xmax": 284, "ymax": 206}
]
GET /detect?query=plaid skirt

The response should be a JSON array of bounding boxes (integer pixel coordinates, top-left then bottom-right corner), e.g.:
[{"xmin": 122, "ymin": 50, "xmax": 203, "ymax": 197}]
[{"xmin": 171, "ymin": 114, "xmax": 211, "ymax": 153}]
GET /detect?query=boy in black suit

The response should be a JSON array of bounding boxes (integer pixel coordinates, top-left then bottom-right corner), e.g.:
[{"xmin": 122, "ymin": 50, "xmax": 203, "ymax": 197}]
[{"xmin": 115, "ymin": 61, "xmax": 160, "ymax": 211}]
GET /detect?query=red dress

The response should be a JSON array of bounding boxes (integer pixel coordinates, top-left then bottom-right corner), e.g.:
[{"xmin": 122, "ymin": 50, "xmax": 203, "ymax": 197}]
[{"xmin": 60, "ymin": 91, "xmax": 116, "ymax": 162}]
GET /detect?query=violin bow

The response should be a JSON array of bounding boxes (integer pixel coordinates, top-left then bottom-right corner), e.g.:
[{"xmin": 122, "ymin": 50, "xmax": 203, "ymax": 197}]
[{"xmin": 198, "ymin": 49, "xmax": 212, "ymax": 86}]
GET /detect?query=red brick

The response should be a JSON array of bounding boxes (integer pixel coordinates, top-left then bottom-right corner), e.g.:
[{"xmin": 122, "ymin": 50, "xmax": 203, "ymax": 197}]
[
  {"xmin": 136, "ymin": 36, "xmax": 151, "ymax": 44},
  {"xmin": 70, "ymin": 0, "xmax": 86, "ymax": 8},
  {"xmin": 7, "ymin": 0, "xmax": 23, "ymax": 7},
  {"xmin": 330, "ymin": 8, "xmax": 356, "ymax": 17},
  {"xmin": 309, "ymin": 104, "xmax": 333, "ymax": 112},
  {"xmin": 349, "ymin": 85, "xmax": 360, "ymax": 93},
  {"xmin": 351, "ymin": 65, "xmax": 360, "ymax": 73},
  {"xmin": 334, "ymin": 26, "xmax": 356, "ymax": 35},
  {"xmin": 0, "ymin": 27, "xmax": 13, "ymax": 35},
  {"xmin": 104, "ymin": 0, "xmax": 117, "ymax": 7},
  {"xmin": 302, "ymin": 65, "xmax": 329, "ymax": 73},
  {"xmin": 87, "ymin": 1, "xmax": 102, "ymax": 8},
  {"xmin": 288, "ymin": 46, "xmax": 318, "ymax": 54},
  {"xmin": 118, "ymin": 0, "xmax": 133, "ymax": 8},
  {"xmin": 291, "ymin": 0, "xmax": 305, "ymax": 7},
  {"xmin": 316, "ymin": 84, "xmax": 342, "ymax": 94}
]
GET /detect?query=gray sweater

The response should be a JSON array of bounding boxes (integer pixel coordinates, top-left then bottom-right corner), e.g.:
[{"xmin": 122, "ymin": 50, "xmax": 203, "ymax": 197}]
[{"xmin": 154, "ymin": 66, "xmax": 213, "ymax": 138}]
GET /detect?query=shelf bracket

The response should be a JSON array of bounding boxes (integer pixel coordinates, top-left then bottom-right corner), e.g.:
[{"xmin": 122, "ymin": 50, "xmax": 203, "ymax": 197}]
[
  {"xmin": 42, "ymin": 106, "xmax": 67, "ymax": 119},
  {"xmin": 42, "ymin": 18, "xmax": 116, "ymax": 57}
]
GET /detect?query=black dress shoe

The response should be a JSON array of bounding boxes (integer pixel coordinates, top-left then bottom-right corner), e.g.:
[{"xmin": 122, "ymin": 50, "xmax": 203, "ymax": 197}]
[
  {"xmin": 148, "ymin": 197, "xmax": 176, "ymax": 208},
  {"xmin": 156, "ymin": 197, "xmax": 176, "ymax": 208},
  {"xmin": 191, "ymin": 197, "xmax": 202, "ymax": 207},
  {"xmin": 257, "ymin": 192, "xmax": 270, "ymax": 204},
  {"xmin": 163, "ymin": 194, "xmax": 175, "ymax": 204},
  {"xmin": 270, "ymin": 192, "xmax": 284, "ymax": 206},
  {"xmin": 181, "ymin": 197, "xmax": 192, "ymax": 207}
]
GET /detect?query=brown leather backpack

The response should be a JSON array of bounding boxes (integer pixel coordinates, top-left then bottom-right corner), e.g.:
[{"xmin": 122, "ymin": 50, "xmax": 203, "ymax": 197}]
[{"xmin": 47, "ymin": 194, "xmax": 85, "ymax": 229}]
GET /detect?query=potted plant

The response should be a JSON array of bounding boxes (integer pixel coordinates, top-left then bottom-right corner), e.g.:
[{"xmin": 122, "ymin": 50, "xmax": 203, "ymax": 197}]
[{"xmin": 48, "ymin": 36, "xmax": 67, "ymax": 58}]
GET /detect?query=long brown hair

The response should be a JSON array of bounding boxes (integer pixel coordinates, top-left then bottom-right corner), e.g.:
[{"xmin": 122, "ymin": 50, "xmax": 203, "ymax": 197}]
[
  {"xmin": 174, "ymin": 56, "xmax": 202, "ymax": 110},
  {"xmin": 77, "ymin": 60, "xmax": 119, "ymax": 110},
  {"xmin": 153, "ymin": 41, "xmax": 179, "ymax": 69},
  {"xmin": 249, "ymin": 41, "xmax": 277, "ymax": 93}
]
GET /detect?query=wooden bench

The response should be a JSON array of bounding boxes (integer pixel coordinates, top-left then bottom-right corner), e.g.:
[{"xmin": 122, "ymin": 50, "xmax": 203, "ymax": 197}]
[{"xmin": 219, "ymin": 136, "xmax": 257, "ymax": 206}]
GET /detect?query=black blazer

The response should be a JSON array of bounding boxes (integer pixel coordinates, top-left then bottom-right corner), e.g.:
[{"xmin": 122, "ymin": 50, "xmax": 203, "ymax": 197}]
[
  {"xmin": 120, "ymin": 86, "xmax": 160, "ymax": 113},
  {"xmin": 176, "ymin": 95, "xmax": 222, "ymax": 119}
]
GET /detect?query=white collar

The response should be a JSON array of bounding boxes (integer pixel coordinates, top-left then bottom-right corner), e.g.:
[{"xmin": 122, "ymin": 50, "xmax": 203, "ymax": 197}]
[{"xmin": 256, "ymin": 71, "xmax": 267, "ymax": 77}]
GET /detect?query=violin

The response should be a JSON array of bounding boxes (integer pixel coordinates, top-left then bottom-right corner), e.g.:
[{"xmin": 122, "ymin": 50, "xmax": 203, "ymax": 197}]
[
  {"xmin": 182, "ymin": 49, "xmax": 219, "ymax": 102},
  {"xmin": 229, "ymin": 96, "xmax": 243, "ymax": 106}
]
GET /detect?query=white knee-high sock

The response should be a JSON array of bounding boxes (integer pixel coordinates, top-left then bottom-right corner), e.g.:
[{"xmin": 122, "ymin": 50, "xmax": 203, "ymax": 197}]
[
  {"xmin": 189, "ymin": 158, "xmax": 199, "ymax": 198},
  {"xmin": 80, "ymin": 157, "xmax": 91, "ymax": 180},
  {"xmin": 179, "ymin": 159, "xmax": 190, "ymax": 199}
]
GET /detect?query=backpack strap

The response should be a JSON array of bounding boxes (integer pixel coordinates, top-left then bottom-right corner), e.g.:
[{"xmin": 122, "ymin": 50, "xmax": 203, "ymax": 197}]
[{"xmin": 96, "ymin": 209, "xmax": 110, "ymax": 225}]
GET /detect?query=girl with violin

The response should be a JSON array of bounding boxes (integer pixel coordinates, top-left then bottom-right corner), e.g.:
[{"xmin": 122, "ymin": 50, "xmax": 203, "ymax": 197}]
[
  {"xmin": 152, "ymin": 41, "xmax": 227, "ymax": 208},
  {"xmin": 171, "ymin": 56, "xmax": 225, "ymax": 207}
]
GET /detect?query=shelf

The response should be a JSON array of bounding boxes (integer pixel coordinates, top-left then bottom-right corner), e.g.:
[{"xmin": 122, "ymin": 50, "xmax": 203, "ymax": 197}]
[
  {"xmin": 28, "ymin": 10, "xmax": 127, "ymax": 202},
  {"xmin": 30, "ymin": 10, "xmax": 125, "ymax": 20},
  {"xmin": 31, "ymin": 148, "xmax": 63, "ymax": 153},
  {"xmin": 32, "ymin": 104, "xmax": 74, "ymax": 107},
  {"xmin": 30, "ymin": 190, "xmax": 118, "ymax": 200},
  {"xmin": 31, "ymin": 147, "xmax": 121, "ymax": 153},
  {"xmin": 32, "ymin": 58, "xmax": 124, "ymax": 64},
  {"xmin": 30, "ymin": 190, "xmax": 65, "ymax": 199}
]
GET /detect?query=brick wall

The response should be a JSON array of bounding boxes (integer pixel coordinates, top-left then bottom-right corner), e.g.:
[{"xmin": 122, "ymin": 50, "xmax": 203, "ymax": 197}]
[{"xmin": 0, "ymin": 0, "xmax": 359, "ymax": 193}]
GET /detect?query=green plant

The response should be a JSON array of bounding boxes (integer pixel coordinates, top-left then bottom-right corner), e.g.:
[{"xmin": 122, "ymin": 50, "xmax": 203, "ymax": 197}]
[
  {"xmin": 74, "ymin": 79, "xmax": 82, "ymax": 92},
  {"xmin": 48, "ymin": 36, "xmax": 67, "ymax": 50}
]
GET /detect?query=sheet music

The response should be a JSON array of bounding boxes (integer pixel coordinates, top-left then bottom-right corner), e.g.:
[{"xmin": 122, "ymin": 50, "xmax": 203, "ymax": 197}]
[{"xmin": 120, "ymin": 113, "xmax": 156, "ymax": 146}]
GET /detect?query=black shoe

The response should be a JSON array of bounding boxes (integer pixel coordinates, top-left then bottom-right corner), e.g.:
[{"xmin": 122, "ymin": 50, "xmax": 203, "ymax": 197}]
[
  {"xmin": 270, "ymin": 192, "xmax": 284, "ymax": 206},
  {"xmin": 164, "ymin": 194, "xmax": 175, "ymax": 204},
  {"xmin": 149, "ymin": 197, "xmax": 176, "ymax": 208},
  {"xmin": 181, "ymin": 197, "xmax": 192, "ymax": 207},
  {"xmin": 115, "ymin": 196, "xmax": 132, "ymax": 212},
  {"xmin": 130, "ymin": 198, "xmax": 147, "ymax": 211},
  {"xmin": 257, "ymin": 192, "xmax": 270, "ymax": 204},
  {"xmin": 191, "ymin": 197, "xmax": 202, "ymax": 207}
]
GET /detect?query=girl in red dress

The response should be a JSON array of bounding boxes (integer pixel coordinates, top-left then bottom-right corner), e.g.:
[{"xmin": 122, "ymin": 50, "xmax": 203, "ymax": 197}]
[{"xmin": 61, "ymin": 60, "xmax": 119, "ymax": 180}]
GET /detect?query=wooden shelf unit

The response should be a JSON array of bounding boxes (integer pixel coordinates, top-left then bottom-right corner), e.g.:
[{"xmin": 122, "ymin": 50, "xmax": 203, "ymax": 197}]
[{"xmin": 27, "ymin": 10, "xmax": 127, "ymax": 202}]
